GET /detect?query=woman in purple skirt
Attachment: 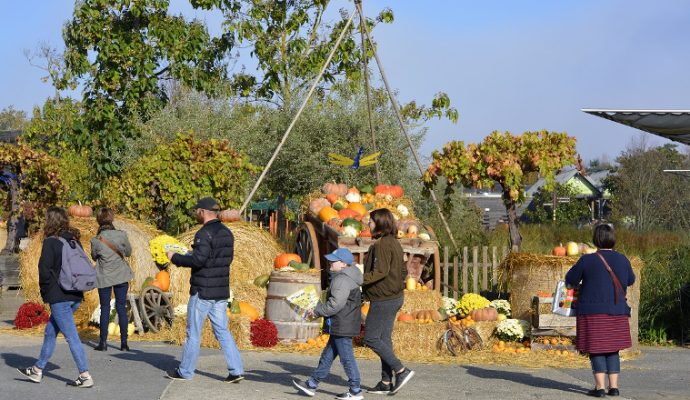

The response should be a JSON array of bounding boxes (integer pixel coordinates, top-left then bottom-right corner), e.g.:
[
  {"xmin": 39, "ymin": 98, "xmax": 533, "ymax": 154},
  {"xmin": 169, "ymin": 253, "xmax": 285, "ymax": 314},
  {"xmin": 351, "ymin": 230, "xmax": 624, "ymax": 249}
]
[{"xmin": 566, "ymin": 224, "xmax": 635, "ymax": 398}]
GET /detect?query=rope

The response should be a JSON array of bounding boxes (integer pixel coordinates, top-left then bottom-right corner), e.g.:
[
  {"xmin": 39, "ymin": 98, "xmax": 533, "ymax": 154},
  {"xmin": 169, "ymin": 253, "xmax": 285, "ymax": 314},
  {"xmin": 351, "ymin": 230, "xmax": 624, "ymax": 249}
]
[
  {"xmin": 357, "ymin": 6, "xmax": 459, "ymax": 252},
  {"xmin": 240, "ymin": 8, "xmax": 357, "ymax": 214}
]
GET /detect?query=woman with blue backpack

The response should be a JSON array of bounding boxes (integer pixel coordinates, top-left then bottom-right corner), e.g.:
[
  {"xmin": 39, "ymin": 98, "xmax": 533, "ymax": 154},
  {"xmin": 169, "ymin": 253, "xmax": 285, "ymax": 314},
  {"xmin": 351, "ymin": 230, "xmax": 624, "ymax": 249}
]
[{"xmin": 17, "ymin": 206, "xmax": 95, "ymax": 388}]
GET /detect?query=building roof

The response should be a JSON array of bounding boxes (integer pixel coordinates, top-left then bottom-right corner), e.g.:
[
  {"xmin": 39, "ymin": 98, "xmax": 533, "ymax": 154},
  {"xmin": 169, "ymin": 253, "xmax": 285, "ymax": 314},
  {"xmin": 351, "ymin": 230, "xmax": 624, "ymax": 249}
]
[
  {"xmin": 525, "ymin": 167, "xmax": 600, "ymax": 198},
  {"xmin": 582, "ymin": 109, "xmax": 690, "ymax": 146}
]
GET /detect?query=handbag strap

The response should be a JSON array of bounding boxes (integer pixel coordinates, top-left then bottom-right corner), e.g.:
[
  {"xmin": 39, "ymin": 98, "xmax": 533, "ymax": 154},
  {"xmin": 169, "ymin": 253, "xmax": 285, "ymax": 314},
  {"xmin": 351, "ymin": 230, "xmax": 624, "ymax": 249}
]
[
  {"xmin": 595, "ymin": 251, "xmax": 625, "ymax": 304},
  {"xmin": 98, "ymin": 236, "xmax": 125, "ymax": 259}
]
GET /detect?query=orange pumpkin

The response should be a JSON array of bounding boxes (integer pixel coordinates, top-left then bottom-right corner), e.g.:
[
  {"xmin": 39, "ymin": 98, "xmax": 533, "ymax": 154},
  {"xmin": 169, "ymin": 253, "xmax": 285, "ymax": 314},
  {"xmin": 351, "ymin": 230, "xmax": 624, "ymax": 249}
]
[
  {"xmin": 358, "ymin": 230, "xmax": 371, "ymax": 238},
  {"xmin": 326, "ymin": 193, "xmax": 339, "ymax": 205},
  {"xmin": 274, "ymin": 253, "xmax": 302, "ymax": 269},
  {"xmin": 346, "ymin": 202, "xmax": 368, "ymax": 218},
  {"xmin": 238, "ymin": 301, "xmax": 259, "ymax": 321},
  {"xmin": 347, "ymin": 186, "xmax": 360, "ymax": 194},
  {"xmin": 318, "ymin": 206, "xmax": 339, "ymax": 222},
  {"xmin": 219, "ymin": 209, "xmax": 241, "ymax": 222},
  {"xmin": 397, "ymin": 313, "xmax": 415, "ymax": 322},
  {"xmin": 552, "ymin": 244, "xmax": 566, "ymax": 257},
  {"xmin": 338, "ymin": 208, "xmax": 361, "ymax": 220},
  {"xmin": 470, "ymin": 307, "xmax": 498, "ymax": 321},
  {"xmin": 361, "ymin": 303, "xmax": 370, "ymax": 317},
  {"xmin": 322, "ymin": 182, "xmax": 348, "ymax": 197},
  {"xmin": 68, "ymin": 204, "xmax": 93, "ymax": 218},
  {"xmin": 154, "ymin": 270, "xmax": 170, "ymax": 291},
  {"xmin": 374, "ymin": 184, "xmax": 404, "ymax": 198},
  {"xmin": 309, "ymin": 198, "xmax": 331, "ymax": 215}
]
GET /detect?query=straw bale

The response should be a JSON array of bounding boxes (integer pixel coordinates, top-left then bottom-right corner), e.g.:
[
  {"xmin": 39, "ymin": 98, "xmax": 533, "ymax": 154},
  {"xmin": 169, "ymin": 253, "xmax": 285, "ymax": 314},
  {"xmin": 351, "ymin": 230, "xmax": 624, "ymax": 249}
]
[
  {"xmin": 18, "ymin": 216, "xmax": 163, "ymax": 325},
  {"xmin": 166, "ymin": 315, "xmax": 252, "ymax": 350},
  {"xmin": 473, "ymin": 321, "xmax": 498, "ymax": 345},
  {"xmin": 173, "ymin": 222, "xmax": 282, "ymax": 317},
  {"xmin": 400, "ymin": 290, "xmax": 443, "ymax": 314}
]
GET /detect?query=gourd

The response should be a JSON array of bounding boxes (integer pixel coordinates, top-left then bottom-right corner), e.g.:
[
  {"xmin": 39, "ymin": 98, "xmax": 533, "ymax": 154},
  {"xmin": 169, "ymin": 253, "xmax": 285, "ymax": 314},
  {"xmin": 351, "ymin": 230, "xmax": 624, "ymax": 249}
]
[
  {"xmin": 309, "ymin": 198, "xmax": 331, "ymax": 215},
  {"xmin": 218, "ymin": 209, "xmax": 241, "ymax": 222},
  {"xmin": 322, "ymin": 182, "xmax": 348, "ymax": 196},
  {"xmin": 374, "ymin": 184, "xmax": 404, "ymax": 198},
  {"xmin": 253, "ymin": 274, "xmax": 270, "ymax": 288},
  {"xmin": 153, "ymin": 270, "xmax": 170, "ymax": 291},
  {"xmin": 346, "ymin": 202, "xmax": 368, "ymax": 218},
  {"xmin": 338, "ymin": 209, "xmax": 361, "ymax": 220},
  {"xmin": 397, "ymin": 313, "xmax": 415, "ymax": 322},
  {"xmin": 318, "ymin": 207, "xmax": 339, "ymax": 222},
  {"xmin": 68, "ymin": 203, "xmax": 92, "ymax": 218},
  {"xmin": 552, "ymin": 244, "xmax": 566, "ymax": 257},
  {"xmin": 470, "ymin": 307, "xmax": 498, "ymax": 321},
  {"xmin": 238, "ymin": 301, "xmax": 259, "ymax": 321}
]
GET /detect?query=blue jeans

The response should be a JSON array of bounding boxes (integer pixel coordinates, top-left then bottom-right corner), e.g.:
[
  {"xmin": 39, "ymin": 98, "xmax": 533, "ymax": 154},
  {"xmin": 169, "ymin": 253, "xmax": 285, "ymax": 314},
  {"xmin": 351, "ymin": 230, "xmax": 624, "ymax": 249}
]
[
  {"xmin": 178, "ymin": 294, "xmax": 244, "ymax": 378},
  {"xmin": 36, "ymin": 301, "xmax": 89, "ymax": 373},
  {"xmin": 308, "ymin": 336, "xmax": 361, "ymax": 393},
  {"xmin": 98, "ymin": 282, "xmax": 129, "ymax": 343},
  {"xmin": 590, "ymin": 352, "xmax": 620, "ymax": 374}
]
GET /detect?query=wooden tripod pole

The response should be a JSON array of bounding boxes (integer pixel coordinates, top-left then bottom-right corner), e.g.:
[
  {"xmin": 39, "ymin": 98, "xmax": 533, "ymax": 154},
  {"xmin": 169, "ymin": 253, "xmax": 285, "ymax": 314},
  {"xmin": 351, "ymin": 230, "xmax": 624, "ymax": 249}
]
[
  {"xmin": 356, "ymin": 5, "xmax": 459, "ymax": 252},
  {"xmin": 239, "ymin": 8, "xmax": 357, "ymax": 214}
]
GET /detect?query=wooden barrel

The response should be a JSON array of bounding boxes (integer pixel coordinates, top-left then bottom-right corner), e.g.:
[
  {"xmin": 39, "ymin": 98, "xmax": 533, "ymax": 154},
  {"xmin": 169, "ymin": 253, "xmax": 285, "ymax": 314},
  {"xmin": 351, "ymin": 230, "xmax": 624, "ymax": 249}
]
[{"xmin": 265, "ymin": 270, "xmax": 322, "ymax": 343}]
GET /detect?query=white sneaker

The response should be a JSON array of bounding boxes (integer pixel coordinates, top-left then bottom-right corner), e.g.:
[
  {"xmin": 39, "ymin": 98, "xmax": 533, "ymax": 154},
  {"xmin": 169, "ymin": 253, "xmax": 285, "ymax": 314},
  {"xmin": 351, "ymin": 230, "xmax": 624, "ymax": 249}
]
[{"xmin": 335, "ymin": 390, "xmax": 364, "ymax": 400}]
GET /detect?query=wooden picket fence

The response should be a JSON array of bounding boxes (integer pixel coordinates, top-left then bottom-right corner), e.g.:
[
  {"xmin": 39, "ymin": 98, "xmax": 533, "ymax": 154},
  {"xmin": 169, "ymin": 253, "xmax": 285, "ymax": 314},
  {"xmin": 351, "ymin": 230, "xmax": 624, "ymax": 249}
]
[{"xmin": 439, "ymin": 246, "xmax": 509, "ymax": 298}]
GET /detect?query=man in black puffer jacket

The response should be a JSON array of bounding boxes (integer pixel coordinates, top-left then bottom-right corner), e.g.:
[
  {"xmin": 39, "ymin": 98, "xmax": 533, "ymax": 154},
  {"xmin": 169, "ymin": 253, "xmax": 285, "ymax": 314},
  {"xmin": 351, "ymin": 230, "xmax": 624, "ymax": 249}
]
[{"xmin": 165, "ymin": 197, "xmax": 244, "ymax": 383}]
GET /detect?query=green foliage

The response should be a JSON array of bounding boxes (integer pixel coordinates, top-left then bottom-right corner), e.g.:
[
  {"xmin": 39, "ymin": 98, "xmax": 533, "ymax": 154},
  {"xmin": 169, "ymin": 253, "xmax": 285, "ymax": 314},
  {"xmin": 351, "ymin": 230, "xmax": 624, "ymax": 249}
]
[
  {"xmin": 103, "ymin": 134, "xmax": 259, "ymax": 233},
  {"xmin": 424, "ymin": 130, "xmax": 577, "ymax": 248},
  {"xmin": 0, "ymin": 106, "xmax": 28, "ymax": 131},
  {"xmin": 0, "ymin": 142, "xmax": 65, "ymax": 224},
  {"xmin": 24, "ymin": 97, "xmax": 87, "ymax": 154},
  {"xmin": 59, "ymin": 0, "xmax": 233, "ymax": 180},
  {"xmin": 522, "ymin": 183, "xmax": 591, "ymax": 225},
  {"xmin": 57, "ymin": 150, "xmax": 92, "ymax": 204},
  {"xmin": 605, "ymin": 143, "xmax": 690, "ymax": 231}
]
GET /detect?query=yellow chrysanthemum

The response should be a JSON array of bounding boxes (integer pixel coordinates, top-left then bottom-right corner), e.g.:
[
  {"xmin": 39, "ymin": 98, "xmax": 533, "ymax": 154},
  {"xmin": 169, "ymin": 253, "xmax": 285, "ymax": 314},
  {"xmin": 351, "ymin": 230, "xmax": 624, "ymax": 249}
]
[{"xmin": 149, "ymin": 235, "xmax": 188, "ymax": 265}]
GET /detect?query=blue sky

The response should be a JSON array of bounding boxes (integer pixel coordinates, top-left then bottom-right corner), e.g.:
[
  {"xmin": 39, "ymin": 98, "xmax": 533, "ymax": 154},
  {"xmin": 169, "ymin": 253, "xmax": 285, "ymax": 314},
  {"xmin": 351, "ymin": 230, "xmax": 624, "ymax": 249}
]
[{"xmin": 2, "ymin": 0, "xmax": 689, "ymax": 163}]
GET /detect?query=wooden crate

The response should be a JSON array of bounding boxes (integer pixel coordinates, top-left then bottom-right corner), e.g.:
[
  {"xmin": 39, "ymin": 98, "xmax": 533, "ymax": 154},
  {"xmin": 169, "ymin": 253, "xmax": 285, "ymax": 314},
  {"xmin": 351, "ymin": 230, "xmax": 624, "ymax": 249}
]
[
  {"xmin": 531, "ymin": 296, "xmax": 576, "ymax": 329},
  {"xmin": 531, "ymin": 327, "xmax": 578, "ymax": 353}
]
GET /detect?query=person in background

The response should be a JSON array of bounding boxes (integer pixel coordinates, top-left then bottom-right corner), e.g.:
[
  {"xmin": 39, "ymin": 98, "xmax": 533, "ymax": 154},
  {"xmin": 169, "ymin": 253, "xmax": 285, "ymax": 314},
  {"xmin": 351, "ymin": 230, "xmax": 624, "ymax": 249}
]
[
  {"xmin": 566, "ymin": 224, "xmax": 635, "ymax": 398},
  {"xmin": 91, "ymin": 208, "xmax": 133, "ymax": 351},
  {"xmin": 165, "ymin": 197, "xmax": 244, "ymax": 382},
  {"xmin": 292, "ymin": 248, "xmax": 364, "ymax": 400},
  {"xmin": 17, "ymin": 207, "xmax": 94, "ymax": 388},
  {"xmin": 362, "ymin": 208, "xmax": 414, "ymax": 395}
]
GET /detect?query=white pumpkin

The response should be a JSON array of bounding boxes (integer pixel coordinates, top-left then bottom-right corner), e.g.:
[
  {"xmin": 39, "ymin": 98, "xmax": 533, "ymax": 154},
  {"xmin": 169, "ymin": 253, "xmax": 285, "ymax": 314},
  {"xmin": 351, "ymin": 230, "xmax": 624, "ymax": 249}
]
[
  {"xmin": 345, "ymin": 192, "xmax": 361, "ymax": 203},
  {"xmin": 342, "ymin": 226, "xmax": 359, "ymax": 238},
  {"xmin": 396, "ymin": 204, "xmax": 409, "ymax": 218},
  {"xmin": 418, "ymin": 232, "xmax": 431, "ymax": 241}
]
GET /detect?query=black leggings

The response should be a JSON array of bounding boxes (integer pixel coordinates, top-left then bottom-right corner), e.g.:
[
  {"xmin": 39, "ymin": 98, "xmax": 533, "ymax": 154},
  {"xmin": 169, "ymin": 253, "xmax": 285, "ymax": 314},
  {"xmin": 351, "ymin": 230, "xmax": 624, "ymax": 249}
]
[{"xmin": 98, "ymin": 282, "xmax": 129, "ymax": 343}]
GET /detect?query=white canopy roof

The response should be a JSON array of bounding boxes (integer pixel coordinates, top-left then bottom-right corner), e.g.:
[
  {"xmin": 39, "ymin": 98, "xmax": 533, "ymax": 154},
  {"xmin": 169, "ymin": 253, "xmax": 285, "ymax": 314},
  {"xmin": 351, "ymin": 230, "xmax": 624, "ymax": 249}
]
[{"xmin": 582, "ymin": 109, "xmax": 690, "ymax": 146}]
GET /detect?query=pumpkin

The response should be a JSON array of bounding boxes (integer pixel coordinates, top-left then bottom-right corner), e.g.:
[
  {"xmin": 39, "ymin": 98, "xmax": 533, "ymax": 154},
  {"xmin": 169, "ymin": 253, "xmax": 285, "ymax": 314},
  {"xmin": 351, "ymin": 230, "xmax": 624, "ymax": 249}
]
[
  {"xmin": 331, "ymin": 199, "xmax": 347, "ymax": 211},
  {"xmin": 358, "ymin": 230, "xmax": 371, "ymax": 238},
  {"xmin": 345, "ymin": 192, "xmax": 361, "ymax": 203},
  {"xmin": 361, "ymin": 303, "xmax": 370, "ymax": 317},
  {"xmin": 153, "ymin": 270, "xmax": 170, "ymax": 291},
  {"xmin": 470, "ymin": 307, "xmax": 498, "ymax": 321},
  {"xmin": 397, "ymin": 313, "xmax": 415, "ymax": 322},
  {"xmin": 219, "ymin": 209, "xmax": 241, "ymax": 222},
  {"xmin": 346, "ymin": 202, "xmax": 368, "ymax": 218},
  {"xmin": 552, "ymin": 244, "xmax": 566, "ymax": 257},
  {"xmin": 238, "ymin": 301, "xmax": 259, "ymax": 321},
  {"xmin": 68, "ymin": 204, "xmax": 92, "ymax": 218},
  {"xmin": 338, "ymin": 208, "xmax": 361, "ymax": 220},
  {"xmin": 322, "ymin": 182, "xmax": 348, "ymax": 196},
  {"xmin": 342, "ymin": 218, "xmax": 363, "ymax": 231},
  {"xmin": 374, "ymin": 184, "xmax": 404, "ymax": 198},
  {"xmin": 347, "ymin": 186, "xmax": 360, "ymax": 194},
  {"xmin": 309, "ymin": 198, "xmax": 331, "ymax": 215},
  {"xmin": 358, "ymin": 184, "xmax": 374, "ymax": 194},
  {"xmin": 325, "ymin": 218, "xmax": 343, "ymax": 230},
  {"xmin": 326, "ymin": 193, "xmax": 339, "ymax": 205},
  {"xmin": 274, "ymin": 253, "xmax": 302, "ymax": 269},
  {"xmin": 318, "ymin": 206, "xmax": 339, "ymax": 222}
]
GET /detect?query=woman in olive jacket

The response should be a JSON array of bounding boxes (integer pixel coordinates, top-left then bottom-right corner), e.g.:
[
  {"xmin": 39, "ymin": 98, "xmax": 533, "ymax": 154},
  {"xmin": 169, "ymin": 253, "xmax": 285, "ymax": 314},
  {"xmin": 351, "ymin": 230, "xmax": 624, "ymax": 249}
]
[
  {"xmin": 362, "ymin": 208, "xmax": 415, "ymax": 395},
  {"xmin": 91, "ymin": 208, "xmax": 133, "ymax": 351}
]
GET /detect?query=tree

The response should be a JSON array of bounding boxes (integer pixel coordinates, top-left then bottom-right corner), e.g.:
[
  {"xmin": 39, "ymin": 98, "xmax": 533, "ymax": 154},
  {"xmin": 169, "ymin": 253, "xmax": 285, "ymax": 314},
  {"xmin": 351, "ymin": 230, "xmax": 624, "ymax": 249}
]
[
  {"xmin": 0, "ymin": 106, "xmax": 28, "ymax": 131},
  {"xmin": 522, "ymin": 183, "xmax": 591, "ymax": 225},
  {"xmin": 103, "ymin": 134, "xmax": 259, "ymax": 233},
  {"xmin": 605, "ymin": 142, "xmax": 690, "ymax": 231},
  {"xmin": 423, "ymin": 130, "xmax": 577, "ymax": 249},
  {"xmin": 58, "ymin": 0, "xmax": 234, "ymax": 181},
  {"xmin": 0, "ymin": 143, "xmax": 65, "ymax": 254}
]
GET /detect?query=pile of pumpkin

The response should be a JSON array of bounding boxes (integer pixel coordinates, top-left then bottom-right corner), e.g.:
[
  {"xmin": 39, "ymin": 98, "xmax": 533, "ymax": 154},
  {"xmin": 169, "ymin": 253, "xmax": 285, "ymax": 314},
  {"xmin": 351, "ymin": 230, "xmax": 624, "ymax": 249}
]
[
  {"xmin": 292, "ymin": 334, "xmax": 330, "ymax": 350},
  {"xmin": 308, "ymin": 182, "xmax": 431, "ymax": 240},
  {"xmin": 141, "ymin": 269, "xmax": 171, "ymax": 292},
  {"xmin": 396, "ymin": 309, "xmax": 442, "ymax": 324},
  {"xmin": 491, "ymin": 340, "xmax": 532, "ymax": 354}
]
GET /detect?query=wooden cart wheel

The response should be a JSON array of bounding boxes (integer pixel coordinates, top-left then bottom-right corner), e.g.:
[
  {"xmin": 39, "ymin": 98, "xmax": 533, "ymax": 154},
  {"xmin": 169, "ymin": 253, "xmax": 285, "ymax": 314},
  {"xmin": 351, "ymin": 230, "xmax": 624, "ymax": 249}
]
[
  {"xmin": 295, "ymin": 221, "xmax": 321, "ymax": 269},
  {"xmin": 139, "ymin": 286, "xmax": 173, "ymax": 333}
]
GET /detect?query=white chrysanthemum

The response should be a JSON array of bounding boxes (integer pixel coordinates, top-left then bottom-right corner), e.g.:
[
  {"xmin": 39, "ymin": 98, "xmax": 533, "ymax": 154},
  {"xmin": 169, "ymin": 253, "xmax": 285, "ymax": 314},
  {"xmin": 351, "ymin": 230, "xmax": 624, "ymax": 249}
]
[{"xmin": 489, "ymin": 299, "xmax": 512, "ymax": 316}]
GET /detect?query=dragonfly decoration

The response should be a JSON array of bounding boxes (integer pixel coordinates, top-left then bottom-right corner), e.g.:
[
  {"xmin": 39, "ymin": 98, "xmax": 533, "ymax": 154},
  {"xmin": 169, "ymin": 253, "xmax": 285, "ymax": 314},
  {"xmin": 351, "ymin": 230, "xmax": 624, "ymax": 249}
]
[{"xmin": 328, "ymin": 146, "xmax": 381, "ymax": 169}]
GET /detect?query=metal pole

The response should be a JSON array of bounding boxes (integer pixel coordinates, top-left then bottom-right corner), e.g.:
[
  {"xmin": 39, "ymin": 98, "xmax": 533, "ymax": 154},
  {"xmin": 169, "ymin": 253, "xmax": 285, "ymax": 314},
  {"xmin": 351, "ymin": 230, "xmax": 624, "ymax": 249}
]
[
  {"xmin": 357, "ymin": 6, "xmax": 459, "ymax": 252},
  {"xmin": 240, "ymin": 8, "xmax": 357, "ymax": 214}
]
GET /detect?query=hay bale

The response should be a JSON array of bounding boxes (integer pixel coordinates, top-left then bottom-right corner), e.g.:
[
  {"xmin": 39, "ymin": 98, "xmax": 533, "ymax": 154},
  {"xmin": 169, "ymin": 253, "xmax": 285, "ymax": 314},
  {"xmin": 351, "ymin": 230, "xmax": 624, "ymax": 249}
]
[
  {"xmin": 503, "ymin": 253, "xmax": 643, "ymax": 355},
  {"xmin": 167, "ymin": 315, "xmax": 252, "ymax": 350},
  {"xmin": 173, "ymin": 222, "xmax": 282, "ymax": 317},
  {"xmin": 18, "ymin": 216, "xmax": 163, "ymax": 325},
  {"xmin": 474, "ymin": 321, "xmax": 498, "ymax": 345},
  {"xmin": 400, "ymin": 290, "xmax": 443, "ymax": 314},
  {"xmin": 391, "ymin": 321, "xmax": 447, "ymax": 358}
]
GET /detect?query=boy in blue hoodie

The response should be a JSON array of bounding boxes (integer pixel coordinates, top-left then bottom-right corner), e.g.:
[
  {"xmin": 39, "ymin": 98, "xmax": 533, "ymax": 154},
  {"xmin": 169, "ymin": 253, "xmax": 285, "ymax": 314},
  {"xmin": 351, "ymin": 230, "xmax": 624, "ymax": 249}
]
[{"xmin": 293, "ymin": 248, "xmax": 364, "ymax": 400}]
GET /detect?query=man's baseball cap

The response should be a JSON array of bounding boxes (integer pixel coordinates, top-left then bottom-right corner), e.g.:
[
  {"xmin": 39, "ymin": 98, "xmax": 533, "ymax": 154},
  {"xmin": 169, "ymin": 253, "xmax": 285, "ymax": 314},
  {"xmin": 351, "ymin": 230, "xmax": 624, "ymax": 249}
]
[
  {"xmin": 193, "ymin": 197, "xmax": 220, "ymax": 211},
  {"xmin": 324, "ymin": 248, "xmax": 354, "ymax": 265}
]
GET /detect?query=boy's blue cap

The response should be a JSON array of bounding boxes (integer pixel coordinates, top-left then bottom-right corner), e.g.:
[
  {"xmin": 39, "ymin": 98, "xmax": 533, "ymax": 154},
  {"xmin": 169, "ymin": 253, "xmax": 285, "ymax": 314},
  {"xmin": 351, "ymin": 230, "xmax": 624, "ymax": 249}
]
[{"xmin": 325, "ymin": 248, "xmax": 354, "ymax": 265}]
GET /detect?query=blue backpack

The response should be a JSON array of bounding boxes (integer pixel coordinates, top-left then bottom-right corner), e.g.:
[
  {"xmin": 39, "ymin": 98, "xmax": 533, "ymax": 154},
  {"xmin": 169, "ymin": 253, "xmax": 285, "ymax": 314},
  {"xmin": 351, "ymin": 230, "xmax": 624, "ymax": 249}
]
[{"xmin": 57, "ymin": 237, "xmax": 97, "ymax": 292}]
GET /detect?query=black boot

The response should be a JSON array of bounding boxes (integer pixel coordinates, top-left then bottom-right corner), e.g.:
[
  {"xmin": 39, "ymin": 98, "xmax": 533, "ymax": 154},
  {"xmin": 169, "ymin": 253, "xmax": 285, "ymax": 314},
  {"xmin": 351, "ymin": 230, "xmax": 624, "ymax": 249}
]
[
  {"xmin": 94, "ymin": 342, "xmax": 107, "ymax": 351},
  {"xmin": 120, "ymin": 342, "xmax": 130, "ymax": 351}
]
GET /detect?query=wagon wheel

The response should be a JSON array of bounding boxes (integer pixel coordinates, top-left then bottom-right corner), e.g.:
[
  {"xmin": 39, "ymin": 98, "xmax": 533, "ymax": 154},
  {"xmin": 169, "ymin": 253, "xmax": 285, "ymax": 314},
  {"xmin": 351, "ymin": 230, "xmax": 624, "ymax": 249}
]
[
  {"xmin": 139, "ymin": 286, "xmax": 173, "ymax": 333},
  {"xmin": 295, "ymin": 222, "xmax": 321, "ymax": 269}
]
